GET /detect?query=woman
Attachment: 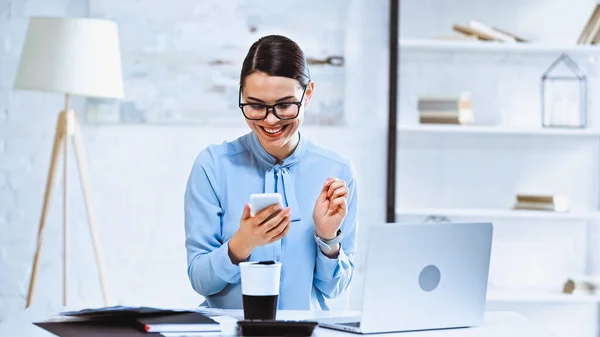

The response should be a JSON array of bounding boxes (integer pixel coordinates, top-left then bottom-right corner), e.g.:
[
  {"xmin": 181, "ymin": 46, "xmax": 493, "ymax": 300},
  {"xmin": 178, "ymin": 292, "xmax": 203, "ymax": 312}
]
[{"xmin": 184, "ymin": 35, "xmax": 358, "ymax": 311}]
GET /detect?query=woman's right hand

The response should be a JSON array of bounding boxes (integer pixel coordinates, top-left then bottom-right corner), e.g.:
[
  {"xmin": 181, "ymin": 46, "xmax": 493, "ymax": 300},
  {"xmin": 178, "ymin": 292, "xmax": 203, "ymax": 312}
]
[{"xmin": 228, "ymin": 202, "xmax": 292, "ymax": 264}]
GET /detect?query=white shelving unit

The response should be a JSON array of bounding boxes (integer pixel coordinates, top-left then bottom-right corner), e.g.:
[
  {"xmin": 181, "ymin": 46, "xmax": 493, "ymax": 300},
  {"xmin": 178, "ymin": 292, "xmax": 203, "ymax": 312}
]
[{"xmin": 395, "ymin": 38, "xmax": 600, "ymax": 308}]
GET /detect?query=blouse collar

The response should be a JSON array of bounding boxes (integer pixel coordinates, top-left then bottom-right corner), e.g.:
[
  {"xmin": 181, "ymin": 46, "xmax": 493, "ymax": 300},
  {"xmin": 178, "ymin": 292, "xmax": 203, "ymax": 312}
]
[{"xmin": 247, "ymin": 130, "xmax": 307, "ymax": 170}]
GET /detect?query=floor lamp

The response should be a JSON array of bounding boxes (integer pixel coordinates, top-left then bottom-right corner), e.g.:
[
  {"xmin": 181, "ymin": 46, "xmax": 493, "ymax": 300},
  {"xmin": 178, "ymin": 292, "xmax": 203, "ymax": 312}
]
[{"xmin": 13, "ymin": 17, "xmax": 124, "ymax": 308}]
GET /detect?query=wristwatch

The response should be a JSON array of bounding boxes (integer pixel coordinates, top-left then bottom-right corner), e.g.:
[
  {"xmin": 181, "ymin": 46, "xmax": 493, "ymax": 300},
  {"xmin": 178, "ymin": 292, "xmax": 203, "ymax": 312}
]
[{"xmin": 314, "ymin": 229, "xmax": 343, "ymax": 253}]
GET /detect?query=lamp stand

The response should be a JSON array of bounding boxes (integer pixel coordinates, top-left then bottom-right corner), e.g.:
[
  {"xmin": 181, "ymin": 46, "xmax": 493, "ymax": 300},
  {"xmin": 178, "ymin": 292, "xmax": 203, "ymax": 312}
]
[{"xmin": 26, "ymin": 94, "xmax": 109, "ymax": 308}]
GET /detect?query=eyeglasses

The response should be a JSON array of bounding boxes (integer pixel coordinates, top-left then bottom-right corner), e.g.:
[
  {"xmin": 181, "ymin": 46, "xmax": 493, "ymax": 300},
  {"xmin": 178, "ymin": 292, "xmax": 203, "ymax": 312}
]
[{"xmin": 238, "ymin": 85, "xmax": 307, "ymax": 120}]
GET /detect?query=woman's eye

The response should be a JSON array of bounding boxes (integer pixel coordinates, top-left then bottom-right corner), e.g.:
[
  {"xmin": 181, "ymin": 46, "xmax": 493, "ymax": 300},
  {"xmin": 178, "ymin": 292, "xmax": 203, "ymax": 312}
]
[
  {"xmin": 250, "ymin": 104, "xmax": 265, "ymax": 110},
  {"xmin": 277, "ymin": 103, "xmax": 293, "ymax": 110}
]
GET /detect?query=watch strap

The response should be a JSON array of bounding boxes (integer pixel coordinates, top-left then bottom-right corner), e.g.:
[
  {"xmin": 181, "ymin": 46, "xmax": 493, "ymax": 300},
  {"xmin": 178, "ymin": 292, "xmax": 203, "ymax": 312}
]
[{"xmin": 314, "ymin": 229, "xmax": 343, "ymax": 252}]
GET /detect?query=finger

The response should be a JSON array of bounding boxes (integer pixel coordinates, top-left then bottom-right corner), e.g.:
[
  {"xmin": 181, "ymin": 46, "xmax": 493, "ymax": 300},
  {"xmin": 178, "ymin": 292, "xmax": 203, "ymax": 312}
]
[
  {"xmin": 322, "ymin": 176, "xmax": 334, "ymax": 187},
  {"xmin": 269, "ymin": 221, "xmax": 291, "ymax": 243},
  {"xmin": 241, "ymin": 203, "xmax": 252, "ymax": 220},
  {"xmin": 330, "ymin": 197, "xmax": 347, "ymax": 212},
  {"xmin": 260, "ymin": 207, "xmax": 291, "ymax": 232},
  {"xmin": 254, "ymin": 203, "xmax": 283, "ymax": 224},
  {"xmin": 267, "ymin": 216, "xmax": 290, "ymax": 237},
  {"xmin": 317, "ymin": 183, "xmax": 330, "ymax": 203},
  {"xmin": 327, "ymin": 180, "xmax": 347, "ymax": 198},
  {"xmin": 331, "ymin": 186, "xmax": 349, "ymax": 200}
]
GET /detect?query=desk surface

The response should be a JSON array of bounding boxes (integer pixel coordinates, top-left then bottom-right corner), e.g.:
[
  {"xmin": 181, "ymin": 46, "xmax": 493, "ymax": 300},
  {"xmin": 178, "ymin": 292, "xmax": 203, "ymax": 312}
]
[{"xmin": 0, "ymin": 306, "xmax": 555, "ymax": 337}]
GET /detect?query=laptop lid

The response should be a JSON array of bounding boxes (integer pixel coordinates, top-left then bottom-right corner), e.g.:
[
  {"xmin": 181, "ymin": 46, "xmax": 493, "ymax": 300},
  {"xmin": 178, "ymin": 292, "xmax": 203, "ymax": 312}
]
[{"xmin": 358, "ymin": 222, "xmax": 493, "ymax": 334}]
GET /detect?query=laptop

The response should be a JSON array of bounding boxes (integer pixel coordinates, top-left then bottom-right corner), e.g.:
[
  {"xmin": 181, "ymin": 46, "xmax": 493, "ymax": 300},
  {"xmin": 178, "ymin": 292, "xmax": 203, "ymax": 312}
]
[{"xmin": 320, "ymin": 221, "xmax": 493, "ymax": 334}]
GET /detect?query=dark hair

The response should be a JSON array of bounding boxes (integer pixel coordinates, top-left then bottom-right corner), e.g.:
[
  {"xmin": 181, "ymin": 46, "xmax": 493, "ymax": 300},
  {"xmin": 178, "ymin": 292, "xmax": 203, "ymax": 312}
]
[{"xmin": 240, "ymin": 35, "xmax": 310, "ymax": 88}]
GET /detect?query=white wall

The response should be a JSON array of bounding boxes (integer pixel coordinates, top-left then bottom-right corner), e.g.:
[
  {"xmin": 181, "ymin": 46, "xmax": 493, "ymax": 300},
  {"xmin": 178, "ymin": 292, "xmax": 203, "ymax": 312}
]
[{"xmin": 0, "ymin": 0, "xmax": 390, "ymax": 321}]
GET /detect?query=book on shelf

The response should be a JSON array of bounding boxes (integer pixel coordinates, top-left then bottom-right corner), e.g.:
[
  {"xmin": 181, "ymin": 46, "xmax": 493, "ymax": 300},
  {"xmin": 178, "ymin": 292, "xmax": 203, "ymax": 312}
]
[
  {"xmin": 418, "ymin": 94, "xmax": 473, "ymax": 125},
  {"xmin": 433, "ymin": 35, "xmax": 480, "ymax": 41},
  {"xmin": 453, "ymin": 24, "xmax": 496, "ymax": 41},
  {"xmin": 452, "ymin": 21, "xmax": 527, "ymax": 43},
  {"xmin": 490, "ymin": 26, "xmax": 528, "ymax": 42},
  {"xmin": 419, "ymin": 114, "xmax": 473, "ymax": 124},
  {"xmin": 468, "ymin": 20, "xmax": 517, "ymax": 42},
  {"xmin": 578, "ymin": 4, "xmax": 600, "ymax": 45},
  {"xmin": 513, "ymin": 194, "xmax": 569, "ymax": 212}
]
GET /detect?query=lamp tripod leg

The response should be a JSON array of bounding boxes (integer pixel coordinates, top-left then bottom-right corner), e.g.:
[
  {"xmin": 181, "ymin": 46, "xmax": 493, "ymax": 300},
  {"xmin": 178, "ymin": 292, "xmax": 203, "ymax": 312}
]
[
  {"xmin": 63, "ymin": 112, "xmax": 69, "ymax": 307},
  {"xmin": 72, "ymin": 113, "xmax": 109, "ymax": 306},
  {"xmin": 26, "ymin": 111, "xmax": 67, "ymax": 308}
]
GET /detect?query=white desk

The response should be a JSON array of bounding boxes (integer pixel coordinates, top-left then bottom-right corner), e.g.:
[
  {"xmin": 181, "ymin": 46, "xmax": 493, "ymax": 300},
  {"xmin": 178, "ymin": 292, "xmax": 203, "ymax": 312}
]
[
  {"xmin": 212, "ymin": 309, "xmax": 555, "ymax": 337},
  {"xmin": 0, "ymin": 306, "xmax": 555, "ymax": 337}
]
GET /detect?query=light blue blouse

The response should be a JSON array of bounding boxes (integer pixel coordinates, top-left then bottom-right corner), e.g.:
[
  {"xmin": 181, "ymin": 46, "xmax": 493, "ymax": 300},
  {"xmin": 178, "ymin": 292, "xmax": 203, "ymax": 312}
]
[{"xmin": 184, "ymin": 131, "xmax": 358, "ymax": 310}]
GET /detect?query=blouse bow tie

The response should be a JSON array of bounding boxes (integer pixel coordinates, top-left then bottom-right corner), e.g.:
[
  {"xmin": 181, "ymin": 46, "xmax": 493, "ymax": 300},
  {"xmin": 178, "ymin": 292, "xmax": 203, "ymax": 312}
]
[{"xmin": 248, "ymin": 133, "xmax": 304, "ymax": 222}]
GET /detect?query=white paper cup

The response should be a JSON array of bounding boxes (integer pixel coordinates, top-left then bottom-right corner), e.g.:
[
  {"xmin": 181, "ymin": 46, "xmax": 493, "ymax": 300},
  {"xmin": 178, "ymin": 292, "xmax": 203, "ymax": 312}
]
[{"xmin": 240, "ymin": 261, "xmax": 282, "ymax": 320}]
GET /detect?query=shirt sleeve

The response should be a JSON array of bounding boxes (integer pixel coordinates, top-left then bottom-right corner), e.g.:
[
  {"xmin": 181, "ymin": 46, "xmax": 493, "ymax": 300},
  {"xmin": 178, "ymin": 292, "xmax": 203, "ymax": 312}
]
[
  {"xmin": 184, "ymin": 148, "xmax": 241, "ymax": 297},
  {"xmin": 313, "ymin": 162, "xmax": 358, "ymax": 299}
]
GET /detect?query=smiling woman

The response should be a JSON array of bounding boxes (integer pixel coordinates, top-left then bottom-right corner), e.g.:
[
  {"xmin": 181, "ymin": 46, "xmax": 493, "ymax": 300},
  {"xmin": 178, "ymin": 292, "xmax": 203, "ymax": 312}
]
[
  {"xmin": 184, "ymin": 35, "xmax": 359, "ymax": 311},
  {"xmin": 238, "ymin": 36, "xmax": 313, "ymax": 162}
]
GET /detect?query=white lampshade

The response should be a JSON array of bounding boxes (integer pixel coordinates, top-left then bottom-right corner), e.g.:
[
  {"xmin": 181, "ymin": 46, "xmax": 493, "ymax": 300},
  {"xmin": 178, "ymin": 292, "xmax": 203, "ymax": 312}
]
[{"xmin": 14, "ymin": 16, "xmax": 124, "ymax": 99}]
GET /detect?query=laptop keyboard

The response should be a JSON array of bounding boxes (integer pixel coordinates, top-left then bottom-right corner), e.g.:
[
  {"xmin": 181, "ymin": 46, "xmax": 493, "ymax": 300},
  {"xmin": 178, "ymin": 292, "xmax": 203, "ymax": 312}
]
[{"xmin": 339, "ymin": 322, "xmax": 361, "ymax": 328}]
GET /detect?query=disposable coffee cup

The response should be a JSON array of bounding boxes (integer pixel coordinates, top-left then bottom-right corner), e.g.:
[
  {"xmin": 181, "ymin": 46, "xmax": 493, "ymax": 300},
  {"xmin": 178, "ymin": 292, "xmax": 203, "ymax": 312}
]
[{"xmin": 240, "ymin": 260, "xmax": 282, "ymax": 320}]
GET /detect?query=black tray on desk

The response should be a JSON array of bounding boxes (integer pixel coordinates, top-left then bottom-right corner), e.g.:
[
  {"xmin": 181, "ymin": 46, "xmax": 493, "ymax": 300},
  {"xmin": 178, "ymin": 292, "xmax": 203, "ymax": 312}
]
[{"xmin": 237, "ymin": 320, "xmax": 318, "ymax": 336}]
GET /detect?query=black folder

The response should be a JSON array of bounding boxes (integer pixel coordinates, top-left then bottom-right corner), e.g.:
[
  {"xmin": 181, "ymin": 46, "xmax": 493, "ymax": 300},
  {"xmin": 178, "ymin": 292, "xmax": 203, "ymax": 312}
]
[{"xmin": 33, "ymin": 306, "xmax": 220, "ymax": 337}]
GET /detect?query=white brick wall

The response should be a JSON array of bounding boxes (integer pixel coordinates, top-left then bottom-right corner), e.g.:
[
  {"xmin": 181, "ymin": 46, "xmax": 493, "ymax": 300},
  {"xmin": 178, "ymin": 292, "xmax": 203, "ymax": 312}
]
[
  {"xmin": 86, "ymin": 0, "xmax": 349, "ymax": 125},
  {"xmin": 0, "ymin": 0, "xmax": 390, "ymax": 321}
]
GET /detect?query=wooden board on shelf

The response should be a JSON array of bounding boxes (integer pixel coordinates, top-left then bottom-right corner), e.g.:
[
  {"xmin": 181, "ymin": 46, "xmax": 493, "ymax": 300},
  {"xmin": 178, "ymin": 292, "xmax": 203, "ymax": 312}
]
[
  {"xmin": 399, "ymin": 38, "xmax": 600, "ymax": 54},
  {"xmin": 398, "ymin": 124, "xmax": 600, "ymax": 137},
  {"xmin": 395, "ymin": 207, "xmax": 600, "ymax": 221},
  {"xmin": 487, "ymin": 290, "xmax": 600, "ymax": 303}
]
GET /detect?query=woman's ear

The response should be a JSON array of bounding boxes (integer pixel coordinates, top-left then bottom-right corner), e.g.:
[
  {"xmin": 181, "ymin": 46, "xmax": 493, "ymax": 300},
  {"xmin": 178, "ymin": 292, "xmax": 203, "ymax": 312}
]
[{"xmin": 304, "ymin": 81, "xmax": 315, "ymax": 107}]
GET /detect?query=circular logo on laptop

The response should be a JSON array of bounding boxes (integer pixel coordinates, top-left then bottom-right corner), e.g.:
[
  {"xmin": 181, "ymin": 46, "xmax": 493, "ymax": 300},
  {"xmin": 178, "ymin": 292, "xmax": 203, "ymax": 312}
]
[{"xmin": 419, "ymin": 265, "xmax": 441, "ymax": 292}]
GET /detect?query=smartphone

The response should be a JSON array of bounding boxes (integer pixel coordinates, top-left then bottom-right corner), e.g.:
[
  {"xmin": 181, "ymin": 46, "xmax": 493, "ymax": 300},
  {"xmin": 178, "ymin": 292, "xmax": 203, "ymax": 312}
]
[{"xmin": 250, "ymin": 193, "xmax": 284, "ymax": 216}]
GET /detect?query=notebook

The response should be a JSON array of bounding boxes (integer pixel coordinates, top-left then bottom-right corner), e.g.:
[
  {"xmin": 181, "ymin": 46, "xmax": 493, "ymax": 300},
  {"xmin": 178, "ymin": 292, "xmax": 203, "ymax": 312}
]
[{"xmin": 137, "ymin": 312, "xmax": 220, "ymax": 333}]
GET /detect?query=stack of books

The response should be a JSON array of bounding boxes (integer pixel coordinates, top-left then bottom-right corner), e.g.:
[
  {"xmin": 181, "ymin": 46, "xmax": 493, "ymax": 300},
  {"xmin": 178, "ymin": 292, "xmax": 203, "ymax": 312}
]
[
  {"xmin": 577, "ymin": 4, "xmax": 600, "ymax": 44},
  {"xmin": 513, "ymin": 194, "xmax": 570, "ymax": 212},
  {"xmin": 452, "ymin": 20, "xmax": 527, "ymax": 42},
  {"xmin": 418, "ymin": 93, "xmax": 474, "ymax": 125}
]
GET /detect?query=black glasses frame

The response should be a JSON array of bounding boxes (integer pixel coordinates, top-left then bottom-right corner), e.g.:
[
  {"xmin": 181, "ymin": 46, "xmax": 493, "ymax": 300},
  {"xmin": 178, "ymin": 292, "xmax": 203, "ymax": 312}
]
[{"xmin": 238, "ymin": 85, "xmax": 308, "ymax": 121}]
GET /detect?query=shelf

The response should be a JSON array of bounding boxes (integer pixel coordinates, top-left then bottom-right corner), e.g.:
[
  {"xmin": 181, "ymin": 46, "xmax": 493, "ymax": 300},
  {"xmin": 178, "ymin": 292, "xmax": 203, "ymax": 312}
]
[
  {"xmin": 399, "ymin": 38, "xmax": 600, "ymax": 55},
  {"xmin": 396, "ymin": 207, "xmax": 600, "ymax": 221},
  {"xmin": 487, "ymin": 291, "xmax": 600, "ymax": 303},
  {"xmin": 398, "ymin": 124, "xmax": 600, "ymax": 137}
]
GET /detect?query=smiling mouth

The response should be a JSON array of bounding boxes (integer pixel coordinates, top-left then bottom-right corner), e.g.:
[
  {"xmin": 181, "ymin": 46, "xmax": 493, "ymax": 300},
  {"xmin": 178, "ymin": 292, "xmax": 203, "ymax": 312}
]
[{"xmin": 259, "ymin": 124, "xmax": 288, "ymax": 137}]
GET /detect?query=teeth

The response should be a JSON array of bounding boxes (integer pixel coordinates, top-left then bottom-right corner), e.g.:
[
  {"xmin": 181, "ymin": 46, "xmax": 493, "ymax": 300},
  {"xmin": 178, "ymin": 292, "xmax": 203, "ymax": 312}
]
[{"xmin": 262, "ymin": 126, "xmax": 283, "ymax": 134}]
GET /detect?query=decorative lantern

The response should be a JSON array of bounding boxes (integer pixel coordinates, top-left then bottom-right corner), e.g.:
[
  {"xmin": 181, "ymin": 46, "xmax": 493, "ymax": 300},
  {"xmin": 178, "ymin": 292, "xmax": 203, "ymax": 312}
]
[{"xmin": 541, "ymin": 53, "xmax": 587, "ymax": 128}]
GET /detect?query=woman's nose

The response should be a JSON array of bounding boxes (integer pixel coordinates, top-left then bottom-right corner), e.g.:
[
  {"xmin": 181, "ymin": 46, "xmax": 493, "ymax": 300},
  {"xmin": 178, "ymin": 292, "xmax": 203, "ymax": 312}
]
[{"xmin": 264, "ymin": 110, "xmax": 280, "ymax": 124}]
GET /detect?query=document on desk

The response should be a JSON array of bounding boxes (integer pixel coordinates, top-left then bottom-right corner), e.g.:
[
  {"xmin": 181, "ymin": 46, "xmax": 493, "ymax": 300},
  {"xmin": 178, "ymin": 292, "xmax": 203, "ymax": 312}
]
[{"xmin": 60, "ymin": 305, "xmax": 190, "ymax": 317}]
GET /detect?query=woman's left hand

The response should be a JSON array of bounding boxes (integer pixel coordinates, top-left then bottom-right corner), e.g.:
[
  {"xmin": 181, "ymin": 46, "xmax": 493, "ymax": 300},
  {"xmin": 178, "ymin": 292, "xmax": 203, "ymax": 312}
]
[{"xmin": 313, "ymin": 177, "xmax": 349, "ymax": 240}]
